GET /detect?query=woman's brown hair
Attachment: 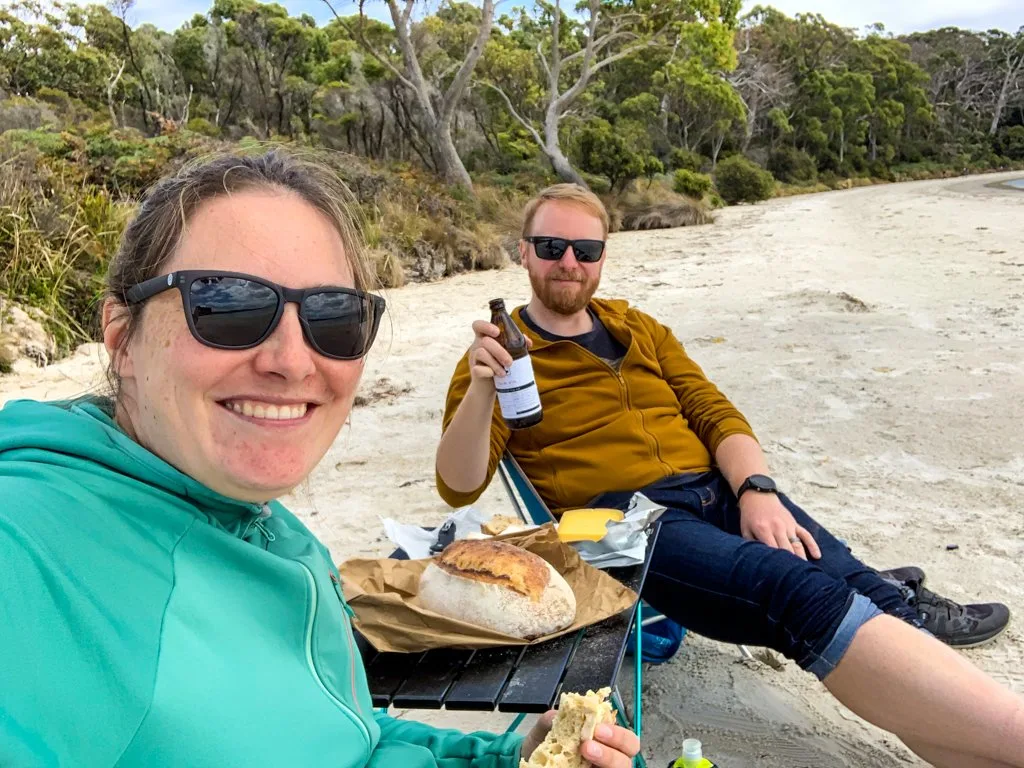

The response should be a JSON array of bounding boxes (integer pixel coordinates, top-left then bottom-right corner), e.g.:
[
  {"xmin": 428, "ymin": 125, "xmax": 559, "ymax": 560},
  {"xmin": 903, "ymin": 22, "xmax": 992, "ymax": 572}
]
[{"xmin": 102, "ymin": 148, "xmax": 376, "ymax": 402}]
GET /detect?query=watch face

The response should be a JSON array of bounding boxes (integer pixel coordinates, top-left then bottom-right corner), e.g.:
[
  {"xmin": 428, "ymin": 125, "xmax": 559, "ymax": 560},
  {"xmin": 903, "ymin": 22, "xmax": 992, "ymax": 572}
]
[{"xmin": 750, "ymin": 475, "xmax": 777, "ymax": 491}]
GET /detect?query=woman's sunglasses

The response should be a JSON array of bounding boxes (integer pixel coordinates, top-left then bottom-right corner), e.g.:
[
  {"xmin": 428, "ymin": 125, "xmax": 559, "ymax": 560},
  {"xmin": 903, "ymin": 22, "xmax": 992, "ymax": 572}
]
[
  {"xmin": 524, "ymin": 236, "xmax": 606, "ymax": 263},
  {"xmin": 125, "ymin": 270, "xmax": 385, "ymax": 361}
]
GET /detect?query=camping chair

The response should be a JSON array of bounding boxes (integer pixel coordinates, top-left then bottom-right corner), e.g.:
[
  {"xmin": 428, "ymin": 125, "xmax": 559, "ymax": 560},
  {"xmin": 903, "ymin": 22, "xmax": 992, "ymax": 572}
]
[
  {"xmin": 496, "ymin": 453, "xmax": 688, "ymax": 663},
  {"xmin": 496, "ymin": 454, "xmax": 755, "ymax": 734}
]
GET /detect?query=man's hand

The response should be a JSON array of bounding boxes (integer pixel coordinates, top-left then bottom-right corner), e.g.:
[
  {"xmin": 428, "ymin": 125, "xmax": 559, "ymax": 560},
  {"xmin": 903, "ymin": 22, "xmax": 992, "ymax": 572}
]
[
  {"xmin": 467, "ymin": 320, "xmax": 533, "ymax": 384},
  {"xmin": 521, "ymin": 711, "xmax": 640, "ymax": 768},
  {"xmin": 739, "ymin": 493, "xmax": 821, "ymax": 560}
]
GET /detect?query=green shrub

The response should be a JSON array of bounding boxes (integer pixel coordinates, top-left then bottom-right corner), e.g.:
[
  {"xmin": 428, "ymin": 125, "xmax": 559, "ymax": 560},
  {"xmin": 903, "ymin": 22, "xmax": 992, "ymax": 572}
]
[
  {"xmin": 35, "ymin": 87, "xmax": 71, "ymax": 113},
  {"xmin": 867, "ymin": 160, "xmax": 895, "ymax": 181},
  {"xmin": 994, "ymin": 126, "xmax": 1024, "ymax": 161},
  {"xmin": 642, "ymin": 155, "xmax": 665, "ymax": 185},
  {"xmin": 672, "ymin": 169, "xmax": 712, "ymax": 199},
  {"xmin": 84, "ymin": 128, "xmax": 196, "ymax": 192},
  {"xmin": 186, "ymin": 117, "xmax": 221, "ymax": 137},
  {"xmin": 667, "ymin": 147, "xmax": 705, "ymax": 172},
  {"xmin": 579, "ymin": 171, "xmax": 612, "ymax": 194},
  {"xmin": 0, "ymin": 128, "xmax": 83, "ymax": 159},
  {"xmin": 714, "ymin": 155, "xmax": 776, "ymax": 204},
  {"xmin": 575, "ymin": 118, "xmax": 657, "ymax": 192},
  {"xmin": 85, "ymin": 127, "xmax": 148, "ymax": 166},
  {"xmin": 767, "ymin": 146, "xmax": 817, "ymax": 184}
]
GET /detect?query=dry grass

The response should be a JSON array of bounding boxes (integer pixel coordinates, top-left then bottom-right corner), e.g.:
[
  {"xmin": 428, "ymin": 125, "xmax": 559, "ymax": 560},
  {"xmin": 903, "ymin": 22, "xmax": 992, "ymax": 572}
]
[
  {"xmin": 0, "ymin": 333, "xmax": 15, "ymax": 374},
  {"xmin": 774, "ymin": 182, "xmax": 834, "ymax": 198},
  {"xmin": 367, "ymin": 248, "xmax": 406, "ymax": 289},
  {"xmin": 607, "ymin": 182, "xmax": 714, "ymax": 232},
  {"xmin": 365, "ymin": 196, "xmax": 512, "ymax": 284},
  {"xmin": 618, "ymin": 202, "xmax": 713, "ymax": 230},
  {"xmin": 0, "ymin": 149, "xmax": 132, "ymax": 354}
]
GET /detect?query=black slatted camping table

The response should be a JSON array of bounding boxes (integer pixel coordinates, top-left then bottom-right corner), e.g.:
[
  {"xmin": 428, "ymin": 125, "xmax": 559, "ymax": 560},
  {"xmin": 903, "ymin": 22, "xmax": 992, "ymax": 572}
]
[{"xmin": 355, "ymin": 523, "xmax": 660, "ymax": 714}]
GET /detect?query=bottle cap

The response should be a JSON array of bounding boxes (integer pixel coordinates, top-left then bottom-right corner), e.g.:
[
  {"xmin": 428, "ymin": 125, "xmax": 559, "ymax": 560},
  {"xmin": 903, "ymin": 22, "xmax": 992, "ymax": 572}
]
[
  {"xmin": 489, "ymin": 298, "xmax": 505, "ymax": 311},
  {"xmin": 682, "ymin": 739, "xmax": 703, "ymax": 759}
]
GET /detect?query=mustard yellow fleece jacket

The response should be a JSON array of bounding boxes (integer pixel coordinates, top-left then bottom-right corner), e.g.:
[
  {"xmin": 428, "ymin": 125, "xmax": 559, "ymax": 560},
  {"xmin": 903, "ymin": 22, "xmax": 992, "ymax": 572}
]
[{"xmin": 437, "ymin": 298, "xmax": 756, "ymax": 514}]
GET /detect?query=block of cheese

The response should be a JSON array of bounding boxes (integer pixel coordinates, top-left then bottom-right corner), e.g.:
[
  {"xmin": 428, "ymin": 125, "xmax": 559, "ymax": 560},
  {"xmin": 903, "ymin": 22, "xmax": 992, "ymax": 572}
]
[
  {"xmin": 556, "ymin": 508, "xmax": 624, "ymax": 543},
  {"xmin": 519, "ymin": 687, "xmax": 616, "ymax": 768},
  {"xmin": 418, "ymin": 540, "xmax": 576, "ymax": 640}
]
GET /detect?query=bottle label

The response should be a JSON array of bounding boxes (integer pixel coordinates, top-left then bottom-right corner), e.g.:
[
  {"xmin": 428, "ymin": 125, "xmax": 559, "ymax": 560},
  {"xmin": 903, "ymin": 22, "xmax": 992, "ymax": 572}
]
[{"xmin": 495, "ymin": 355, "xmax": 542, "ymax": 420}]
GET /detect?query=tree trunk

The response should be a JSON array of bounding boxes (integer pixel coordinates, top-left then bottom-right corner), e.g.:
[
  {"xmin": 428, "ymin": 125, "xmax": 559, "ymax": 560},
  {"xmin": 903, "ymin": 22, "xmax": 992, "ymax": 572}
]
[
  {"xmin": 712, "ymin": 132, "xmax": 726, "ymax": 168},
  {"xmin": 542, "ymin": 112, "xmax": 587, "ymax": 186},
  {"xmin": 277, "ymin": 89, "xmax": 287, "ymax": 136},
  {"xmin": 106, "ymin": 61, "xmax": 125, "ymax": 128},
  {"xmin": 546, "ymin": 142, "xmax": 587, "ymax": 186},
  {"xmin": 430, "ymin": 124, "xmax": 473, "ymax": 189},
  {"xmin": 989, "ymin": 67, "xmax": 1015, "ymax": 136},
  {"xmin": 742, "ymin": 103, "xmax": 756, "ymax": 153}
]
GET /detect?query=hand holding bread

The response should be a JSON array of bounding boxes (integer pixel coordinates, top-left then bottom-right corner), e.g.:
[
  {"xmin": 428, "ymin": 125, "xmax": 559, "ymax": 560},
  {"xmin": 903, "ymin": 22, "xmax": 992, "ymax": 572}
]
[{"xmin": 520, "ymin": 688, "xmax": 640, "ymax": 768}]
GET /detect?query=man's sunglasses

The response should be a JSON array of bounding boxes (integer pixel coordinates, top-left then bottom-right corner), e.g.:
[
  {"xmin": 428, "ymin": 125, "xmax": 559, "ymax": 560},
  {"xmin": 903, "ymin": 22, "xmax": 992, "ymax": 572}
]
[
  {"xmin": 125, "ymin": 270, "xmax": 385, "ymax": 361},
  {"xmin": 524, "ymin": 236, "xmax": 606, "ymax": 263}
]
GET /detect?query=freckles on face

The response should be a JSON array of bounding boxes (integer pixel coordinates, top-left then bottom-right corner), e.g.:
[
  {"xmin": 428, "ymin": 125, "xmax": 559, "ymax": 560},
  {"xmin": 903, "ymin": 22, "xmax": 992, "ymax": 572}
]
[{"xmin": 122, "ymin": 188, "xmax": 366, "ymax": 501}]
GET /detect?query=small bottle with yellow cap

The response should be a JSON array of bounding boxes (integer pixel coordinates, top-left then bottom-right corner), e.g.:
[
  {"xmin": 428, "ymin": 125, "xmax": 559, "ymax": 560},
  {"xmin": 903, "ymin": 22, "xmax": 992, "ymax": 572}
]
[{"xmin": 668, "ymin": 738, "xmax": 718, "ymax": 768}]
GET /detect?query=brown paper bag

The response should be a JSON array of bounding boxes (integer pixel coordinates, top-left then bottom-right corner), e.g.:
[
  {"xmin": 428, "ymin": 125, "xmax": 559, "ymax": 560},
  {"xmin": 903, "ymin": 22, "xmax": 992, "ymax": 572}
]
[{"xmin": 339, "ymin": 524, "xmax": 639, "ymax": 653}]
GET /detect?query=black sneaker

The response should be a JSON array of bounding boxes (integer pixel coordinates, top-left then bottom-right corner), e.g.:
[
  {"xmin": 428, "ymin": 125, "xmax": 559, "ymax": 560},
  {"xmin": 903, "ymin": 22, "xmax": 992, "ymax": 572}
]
[
  {"xmin": 879, "ymin": 567, "xmax": 1010, "ymax": 647},
  {"xmin": 878, "ymin": 566, "xmax": 926, "ymax": 587},
  {"xmin": 911, "ymin": 584, "xmax": 1010, "ymax": 648}
]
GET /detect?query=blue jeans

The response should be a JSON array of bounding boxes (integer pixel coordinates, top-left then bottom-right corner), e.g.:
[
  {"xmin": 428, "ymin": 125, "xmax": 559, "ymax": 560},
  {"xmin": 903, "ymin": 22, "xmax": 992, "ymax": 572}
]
[{"xmin": 590, "ymin": 471, "xmax": 923, "ymax": 680}]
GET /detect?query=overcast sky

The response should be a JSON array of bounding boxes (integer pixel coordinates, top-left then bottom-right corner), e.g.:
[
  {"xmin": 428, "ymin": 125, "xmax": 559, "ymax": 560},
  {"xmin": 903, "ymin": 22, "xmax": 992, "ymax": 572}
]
[{"xmin": 123, "ymin": 0, "xmax": 1021, "ymax": 36}]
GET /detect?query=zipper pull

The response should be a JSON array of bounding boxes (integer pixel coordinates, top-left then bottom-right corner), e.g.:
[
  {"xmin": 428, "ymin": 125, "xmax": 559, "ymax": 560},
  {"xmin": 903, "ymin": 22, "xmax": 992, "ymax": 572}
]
[
  {"xmin": 244, "ymin": 505, "xmax": 276, "ymax": 543},
  {"xmin": 252, "ymin": 517, "xmax": 277, "ymax": 542},
  {"xmin": 330, "ymin": 572, "xmax": 355, "ymax": 618}
]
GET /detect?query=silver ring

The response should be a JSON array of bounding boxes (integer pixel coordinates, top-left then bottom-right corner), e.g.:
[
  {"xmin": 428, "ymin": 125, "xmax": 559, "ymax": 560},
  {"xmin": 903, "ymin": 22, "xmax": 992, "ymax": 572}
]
[{"xmin": 789, "ymin": 536, "xmax": 802, "ymax": 544}]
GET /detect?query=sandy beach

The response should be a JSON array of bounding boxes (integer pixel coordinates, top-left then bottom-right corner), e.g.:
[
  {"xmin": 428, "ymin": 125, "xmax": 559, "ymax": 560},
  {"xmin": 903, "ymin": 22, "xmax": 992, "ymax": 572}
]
[{"xmin": 3, "ymin": 171, "xmax": 1023, "ymax": 766}]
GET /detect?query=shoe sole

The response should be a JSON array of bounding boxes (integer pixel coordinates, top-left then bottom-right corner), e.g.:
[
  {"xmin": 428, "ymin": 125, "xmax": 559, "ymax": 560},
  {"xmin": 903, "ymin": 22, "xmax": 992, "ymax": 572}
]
[{"xmin": 941, "ymin": 620, "xmax": 1011, "ymax": 649}]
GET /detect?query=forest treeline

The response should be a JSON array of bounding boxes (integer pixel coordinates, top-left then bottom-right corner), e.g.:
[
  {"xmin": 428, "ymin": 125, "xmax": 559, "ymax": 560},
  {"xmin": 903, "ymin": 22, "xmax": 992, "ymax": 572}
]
[{"xmin": 1, "ymin": 0, "xmax": 1022, "ymax": 358}]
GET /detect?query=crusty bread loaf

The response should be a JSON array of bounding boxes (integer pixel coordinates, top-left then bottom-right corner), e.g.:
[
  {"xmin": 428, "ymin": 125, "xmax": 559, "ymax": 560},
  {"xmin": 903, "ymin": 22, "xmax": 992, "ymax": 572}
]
[
  {"xmin": 520, "ymin": 687, "xmax": 615, "ymax": 768},
  {"xmin": 418, "ymin": 540, "xmax": 576, "ymax": 639},
  {"xmin": 481, "ymin": 514, "xmax": 521, "ymax": 536}
]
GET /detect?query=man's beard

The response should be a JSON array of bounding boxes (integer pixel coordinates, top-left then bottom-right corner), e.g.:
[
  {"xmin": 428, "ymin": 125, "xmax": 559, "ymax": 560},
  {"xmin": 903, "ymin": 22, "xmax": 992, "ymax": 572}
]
[{"xmin": 528, "ymin": 266, "xmax": 599, "ymax": 315}]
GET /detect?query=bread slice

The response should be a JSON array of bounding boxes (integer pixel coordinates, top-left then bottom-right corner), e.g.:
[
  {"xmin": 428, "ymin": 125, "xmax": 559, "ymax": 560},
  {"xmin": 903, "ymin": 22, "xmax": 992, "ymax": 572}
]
[
  {"xmin": 519, "ymin": 687, "xmax": 615, "ymax": 768},
  {"xmin": 481, "ymin": 514, "xmax": 522, "ymax": 536}
]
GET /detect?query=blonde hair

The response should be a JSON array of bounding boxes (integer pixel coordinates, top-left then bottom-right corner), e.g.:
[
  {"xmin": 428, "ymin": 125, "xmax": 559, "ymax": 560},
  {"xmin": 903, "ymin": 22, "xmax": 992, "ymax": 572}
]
[{"xmin": 521, "ymin": 183, "xmax": 610, "ymax": 239}]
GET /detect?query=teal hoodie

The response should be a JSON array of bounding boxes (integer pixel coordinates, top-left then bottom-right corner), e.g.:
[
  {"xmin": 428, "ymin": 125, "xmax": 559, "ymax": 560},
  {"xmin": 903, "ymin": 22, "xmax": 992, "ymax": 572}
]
[{"xmin": 0, "ymin": 398, "xmax": 523, "ymax": 767}]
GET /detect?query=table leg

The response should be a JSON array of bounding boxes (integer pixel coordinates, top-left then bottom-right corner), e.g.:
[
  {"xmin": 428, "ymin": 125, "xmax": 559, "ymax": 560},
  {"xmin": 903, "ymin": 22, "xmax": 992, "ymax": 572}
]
[
  {"xmin": 506, "ymin": 712, "xmax": 527, "ymax": 733},
  {"xmin": 634, "ymin": 607, "xmax": 643, "ymax": 738}
]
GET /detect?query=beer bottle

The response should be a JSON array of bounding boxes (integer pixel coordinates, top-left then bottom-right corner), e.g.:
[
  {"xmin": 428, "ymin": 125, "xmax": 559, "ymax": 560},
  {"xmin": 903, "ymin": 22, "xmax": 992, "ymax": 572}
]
[{"xmin": 489, "ymin": 298, "xmax": 543, "ymax": 430}]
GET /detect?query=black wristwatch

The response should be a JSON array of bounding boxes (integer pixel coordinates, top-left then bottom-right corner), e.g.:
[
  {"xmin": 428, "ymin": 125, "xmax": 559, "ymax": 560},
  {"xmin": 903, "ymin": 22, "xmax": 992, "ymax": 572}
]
[{"xmin": 736, "ymin": 474, "xmax": 778, "ymax": 501}]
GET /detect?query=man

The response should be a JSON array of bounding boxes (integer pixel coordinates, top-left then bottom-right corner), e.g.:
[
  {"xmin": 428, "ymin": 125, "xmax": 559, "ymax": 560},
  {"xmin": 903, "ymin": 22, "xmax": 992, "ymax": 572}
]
[{"xmin": 434, "ymin": 184, "xmax": 1024, "ymax": 765}]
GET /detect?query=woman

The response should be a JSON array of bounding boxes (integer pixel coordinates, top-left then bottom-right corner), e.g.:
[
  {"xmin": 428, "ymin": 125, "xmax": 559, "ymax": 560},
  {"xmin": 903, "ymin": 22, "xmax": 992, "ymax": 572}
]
[{"xmin": 0, "ymin": 150, "xmax": 639, "ymax": 767}]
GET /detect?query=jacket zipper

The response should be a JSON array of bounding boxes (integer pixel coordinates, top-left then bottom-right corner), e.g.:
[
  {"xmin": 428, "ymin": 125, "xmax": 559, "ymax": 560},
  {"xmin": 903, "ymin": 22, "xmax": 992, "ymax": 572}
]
[
  {"xmin": 560, "ymin": 339, "xmax": 669, "ymax": 472},
  {"xmin": 240, "ymin": 504, "xmax": 277, "ymax": 544},
  {"xmin": 298, "ymin": 562, "xmax": 372, "ymax": 760}
]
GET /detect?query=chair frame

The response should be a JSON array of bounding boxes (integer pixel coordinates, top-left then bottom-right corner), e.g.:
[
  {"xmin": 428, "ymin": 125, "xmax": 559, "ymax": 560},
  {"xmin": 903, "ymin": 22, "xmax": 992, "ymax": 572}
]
[
  {"xmin": 496, "ymin": 454, "xmax": 649, "ymax": 752},
  {"xmin": 496, "ymin": 453, "xmax": 756, "ymax": 758}
]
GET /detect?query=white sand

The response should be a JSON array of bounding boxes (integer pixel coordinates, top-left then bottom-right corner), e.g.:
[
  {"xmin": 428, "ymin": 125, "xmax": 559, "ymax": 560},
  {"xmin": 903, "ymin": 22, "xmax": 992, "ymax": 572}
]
[{"xmin": 3, "ymin": 172, "xmax": 1023, "ymax": 766}]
